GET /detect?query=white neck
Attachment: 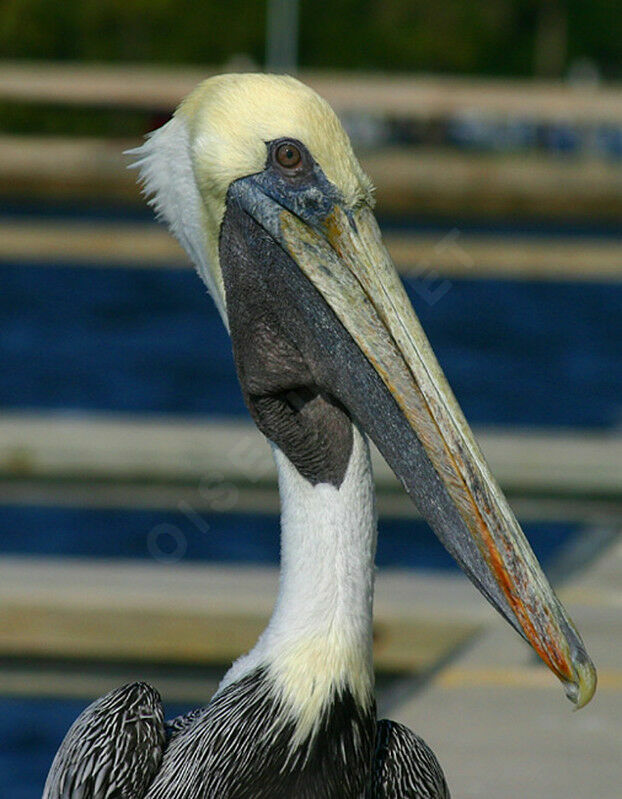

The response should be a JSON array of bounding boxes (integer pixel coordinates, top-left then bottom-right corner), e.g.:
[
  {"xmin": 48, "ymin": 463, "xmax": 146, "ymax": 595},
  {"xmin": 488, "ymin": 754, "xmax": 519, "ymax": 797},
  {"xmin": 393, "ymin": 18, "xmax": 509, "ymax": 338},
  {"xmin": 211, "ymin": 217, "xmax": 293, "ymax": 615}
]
[{"xmin": 220, "ymin": 426, "xmax": 377, "ymax": 739}]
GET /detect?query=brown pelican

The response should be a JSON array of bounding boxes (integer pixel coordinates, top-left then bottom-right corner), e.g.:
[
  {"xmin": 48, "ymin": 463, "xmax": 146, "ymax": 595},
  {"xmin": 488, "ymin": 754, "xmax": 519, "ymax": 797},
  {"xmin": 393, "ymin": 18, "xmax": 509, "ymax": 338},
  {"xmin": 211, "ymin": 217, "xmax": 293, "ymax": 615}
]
[{"xmin": 43, "ymin": 73, "xmax": 595, "ymax": 798}]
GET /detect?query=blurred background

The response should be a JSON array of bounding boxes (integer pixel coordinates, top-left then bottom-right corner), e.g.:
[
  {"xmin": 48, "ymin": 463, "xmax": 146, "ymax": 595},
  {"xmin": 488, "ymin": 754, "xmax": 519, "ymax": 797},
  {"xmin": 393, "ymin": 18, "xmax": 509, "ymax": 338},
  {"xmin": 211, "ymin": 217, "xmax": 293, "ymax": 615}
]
[{"xmin": 0, "ymin": 1, "xmax": 621, "ymax": 796}]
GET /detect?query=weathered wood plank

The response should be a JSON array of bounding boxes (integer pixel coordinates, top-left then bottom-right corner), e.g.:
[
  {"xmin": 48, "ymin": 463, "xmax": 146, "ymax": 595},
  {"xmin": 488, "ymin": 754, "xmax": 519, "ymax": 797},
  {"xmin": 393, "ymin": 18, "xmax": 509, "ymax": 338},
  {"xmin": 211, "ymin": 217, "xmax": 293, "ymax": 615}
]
[
  {"xmin": 1, "ymin": 62, "xmax": 621, "ymax": 123},
  {"xmin": 1, "ymin": 478, "xmax": 620, "ymax": 524},
  {"xmin": 0, "ymin": 665, "xmax": 223, "ymax": 704},
  {"xmin": 3, "ymin": 136, "xmax": 622, "ymax": 218},
  {"xmin": 0, "ymin": 413, "xmax": 620, "ymax": 523},
  {"xmin": 0, "ymin": 556, "xmax": 483, "ymax": 672},
  {"xmin": 1, "ymin": 412, "xmax": 620, "ymax": 496},
  {"xmin": 1, "ymin": 220, "xmax": 620, "ymax": 281}
]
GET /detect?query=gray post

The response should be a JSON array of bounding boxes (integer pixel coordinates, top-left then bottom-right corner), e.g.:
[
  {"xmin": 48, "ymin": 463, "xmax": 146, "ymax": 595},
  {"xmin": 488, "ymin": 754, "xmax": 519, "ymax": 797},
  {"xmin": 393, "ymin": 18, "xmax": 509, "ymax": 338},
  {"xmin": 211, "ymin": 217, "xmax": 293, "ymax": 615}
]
[{"xmin": 265, "ymin": 0, "xmax": 300, "ymax": 73}]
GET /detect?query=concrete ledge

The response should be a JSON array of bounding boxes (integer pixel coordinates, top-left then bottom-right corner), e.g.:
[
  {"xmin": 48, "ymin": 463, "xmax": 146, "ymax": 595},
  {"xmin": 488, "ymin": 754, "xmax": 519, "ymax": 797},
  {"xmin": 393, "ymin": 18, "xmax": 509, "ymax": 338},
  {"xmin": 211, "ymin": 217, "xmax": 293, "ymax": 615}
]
[{"xmin": 391, "ymin": 534, "xmax": 622, "ymax": 798}]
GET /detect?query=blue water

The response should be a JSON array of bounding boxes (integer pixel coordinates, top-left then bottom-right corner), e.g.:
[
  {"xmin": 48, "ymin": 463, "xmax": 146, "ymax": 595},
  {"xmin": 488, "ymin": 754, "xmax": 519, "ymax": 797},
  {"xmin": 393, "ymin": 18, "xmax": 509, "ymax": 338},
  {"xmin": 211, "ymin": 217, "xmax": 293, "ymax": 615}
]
[
  {"xmin": 1, "ymin": 263, "xmax": 621, "ymax": 427},
  {"xmin": 0, "ymin": 696, "xmax": 192, "ymax": 799},
  {"xmin": 0, "ymin": 504, "xmax": 576, "ymax": 571}
]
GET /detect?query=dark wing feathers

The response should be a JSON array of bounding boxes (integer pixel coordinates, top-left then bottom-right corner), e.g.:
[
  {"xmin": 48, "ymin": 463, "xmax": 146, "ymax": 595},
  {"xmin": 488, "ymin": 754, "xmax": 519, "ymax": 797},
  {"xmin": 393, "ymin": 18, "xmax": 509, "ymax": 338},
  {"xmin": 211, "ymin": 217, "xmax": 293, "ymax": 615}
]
[
  {"xmin": 371, "ymin": 719, "xmax": 451, "ymax": 799},
  {"xmin": 44, "ymin": 685, "xmax": 450, "ymax": 797},
  {"xmin": 43, "ymin": 682, "xmax": 166, "ymax": 799},
  {"xmin": 164, "ymin": 706, "xmax": 205, "ymax": 741}
]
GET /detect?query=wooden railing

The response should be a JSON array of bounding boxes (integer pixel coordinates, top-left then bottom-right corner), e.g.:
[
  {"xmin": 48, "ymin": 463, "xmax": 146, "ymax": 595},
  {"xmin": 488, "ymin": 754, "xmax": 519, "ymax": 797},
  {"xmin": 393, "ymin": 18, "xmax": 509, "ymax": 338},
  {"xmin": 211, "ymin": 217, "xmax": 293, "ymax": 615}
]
[
  {"xmin": 1, "ymin": 412, "xmax": 620, "ymax": 524},
  {"xmin": 1, "ymin": 61, "xmax": 621, "ymax": 122},
  {"xmin": 2, "ymin": 62, "xmax": 622, "ymax": 217}
]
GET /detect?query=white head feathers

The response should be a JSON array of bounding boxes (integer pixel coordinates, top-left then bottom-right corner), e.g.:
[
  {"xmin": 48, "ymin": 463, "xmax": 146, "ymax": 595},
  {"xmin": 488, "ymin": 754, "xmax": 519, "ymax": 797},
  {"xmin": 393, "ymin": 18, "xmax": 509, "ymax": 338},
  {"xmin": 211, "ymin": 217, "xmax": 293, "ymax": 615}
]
[{"xmin": 129, "ymin": 73, "xmax": 373, "ymax": 323}]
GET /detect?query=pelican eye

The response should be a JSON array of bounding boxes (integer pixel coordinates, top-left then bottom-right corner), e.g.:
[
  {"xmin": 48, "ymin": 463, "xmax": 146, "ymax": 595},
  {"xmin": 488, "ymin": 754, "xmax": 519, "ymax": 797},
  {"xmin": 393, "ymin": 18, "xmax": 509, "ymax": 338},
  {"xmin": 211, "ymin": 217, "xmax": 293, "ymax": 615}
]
[{"xmin": 275, "ymin": 142, "xmax": 302, "ymax": 169}]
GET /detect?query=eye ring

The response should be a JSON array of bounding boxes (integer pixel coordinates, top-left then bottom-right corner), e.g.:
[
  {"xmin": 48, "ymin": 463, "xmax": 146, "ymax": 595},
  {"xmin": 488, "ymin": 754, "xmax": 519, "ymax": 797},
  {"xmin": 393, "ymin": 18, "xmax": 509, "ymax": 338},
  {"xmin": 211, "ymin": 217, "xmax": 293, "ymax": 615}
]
[{"xmin": 275, "ymin": 141, "xmax": 302, "ymax": 169}]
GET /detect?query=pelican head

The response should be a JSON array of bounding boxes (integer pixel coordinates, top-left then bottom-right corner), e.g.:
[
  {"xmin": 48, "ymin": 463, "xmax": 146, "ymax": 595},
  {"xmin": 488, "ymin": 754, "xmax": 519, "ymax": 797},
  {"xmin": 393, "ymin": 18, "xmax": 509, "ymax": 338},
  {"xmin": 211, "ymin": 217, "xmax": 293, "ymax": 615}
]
[{"xmin": 131, "ymin": 72, "xmax": 595, "ymax": 709}]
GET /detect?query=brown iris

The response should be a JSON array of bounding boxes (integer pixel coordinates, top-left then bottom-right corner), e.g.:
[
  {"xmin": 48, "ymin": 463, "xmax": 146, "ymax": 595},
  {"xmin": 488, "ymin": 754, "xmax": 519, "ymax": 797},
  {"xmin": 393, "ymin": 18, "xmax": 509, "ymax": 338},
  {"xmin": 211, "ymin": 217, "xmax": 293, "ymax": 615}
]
[{"xmin": 276, "ymin": 142, "xmax": 302, "ymax": 169}]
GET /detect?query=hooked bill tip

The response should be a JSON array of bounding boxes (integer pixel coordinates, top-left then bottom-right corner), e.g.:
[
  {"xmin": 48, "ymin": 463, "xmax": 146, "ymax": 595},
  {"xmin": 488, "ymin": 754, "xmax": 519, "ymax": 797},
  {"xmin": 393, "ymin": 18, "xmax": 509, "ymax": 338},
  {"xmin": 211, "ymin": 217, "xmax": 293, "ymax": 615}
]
[{"xmin": 564, "ymin": 649, "xmax": 597, "ymax": 710}]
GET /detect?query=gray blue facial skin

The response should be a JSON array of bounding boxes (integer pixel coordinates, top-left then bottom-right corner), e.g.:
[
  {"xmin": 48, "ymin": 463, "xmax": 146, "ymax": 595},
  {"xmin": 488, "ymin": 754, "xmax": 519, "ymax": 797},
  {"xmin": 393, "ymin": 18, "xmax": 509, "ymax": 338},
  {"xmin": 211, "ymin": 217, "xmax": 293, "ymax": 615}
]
[
  {"xmin": 227, "ymin": 137, "xmax": 340, "ymax": 242},
  {"xmin": 221, "ymin": 138, "xmax": 596, "ymax": 710}
]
